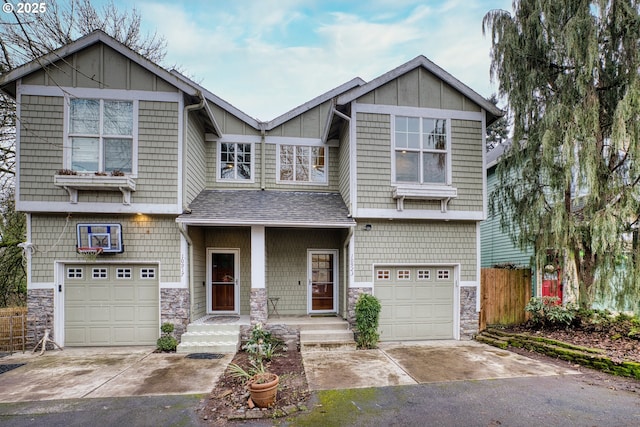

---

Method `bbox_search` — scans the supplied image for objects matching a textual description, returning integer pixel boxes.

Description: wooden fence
[479,268,531,331]
[0,306,27,353]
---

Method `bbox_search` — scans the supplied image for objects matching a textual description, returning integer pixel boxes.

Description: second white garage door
[64,264,159,346]
[375,266,455,341]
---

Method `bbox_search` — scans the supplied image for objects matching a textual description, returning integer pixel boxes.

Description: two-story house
[0,31,502,348]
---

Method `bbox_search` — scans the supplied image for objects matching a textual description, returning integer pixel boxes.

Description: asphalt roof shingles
[177,190,355,227]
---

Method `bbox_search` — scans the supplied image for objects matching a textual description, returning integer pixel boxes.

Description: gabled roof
[0,30,199,98]
[486,140,512,170]
[169,69,262,130]
[336,55,504,125]
[266,78,365,131]
[177,190,356,228]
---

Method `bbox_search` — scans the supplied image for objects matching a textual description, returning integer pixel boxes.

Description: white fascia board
[355,208,484,221]
[28,282,55,290]
[266,136,338,147]
[19,84,182,102]
[459,281,479,287]
[160,282,186,289]
[353,103,484,122]
[17,201,182,214]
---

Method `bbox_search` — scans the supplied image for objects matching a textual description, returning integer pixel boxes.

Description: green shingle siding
[30,214,182,283]
[354,220,477,282]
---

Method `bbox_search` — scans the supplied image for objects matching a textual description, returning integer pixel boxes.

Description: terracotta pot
[248,373,279,408]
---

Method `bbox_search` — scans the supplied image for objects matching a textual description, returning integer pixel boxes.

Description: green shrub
[156,335,177,352]
[156,322,177,352]
[525,297,575,327]
[355,293,381,349]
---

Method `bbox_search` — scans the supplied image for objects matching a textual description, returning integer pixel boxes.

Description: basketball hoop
[77,247,103,261]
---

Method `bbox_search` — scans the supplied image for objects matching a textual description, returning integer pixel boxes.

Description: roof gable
[0,30,198,97]
[337,55,503,125]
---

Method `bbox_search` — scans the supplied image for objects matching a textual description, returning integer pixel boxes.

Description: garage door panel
[113,286,135,301]
[138,285,158,302]
[65,264,159,346]
[376,265,455,341]
[88,306,111,322]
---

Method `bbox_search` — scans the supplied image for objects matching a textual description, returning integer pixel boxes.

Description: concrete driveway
[0,347,232,403]
[0,340,580,403]
[302,340,580,390]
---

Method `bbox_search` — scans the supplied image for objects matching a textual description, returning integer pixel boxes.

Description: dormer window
[218,142,252,181]
[277,144,327,184]
[67,98,136,174]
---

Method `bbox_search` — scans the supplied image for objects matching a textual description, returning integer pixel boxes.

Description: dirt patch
[197,346,310,425]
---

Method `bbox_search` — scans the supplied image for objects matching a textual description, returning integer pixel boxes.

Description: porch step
[298,319,356,352]
[177,323,240,354]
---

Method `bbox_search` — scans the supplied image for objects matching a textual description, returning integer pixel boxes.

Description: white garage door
[375,266,455,340]
[64,264,159,346]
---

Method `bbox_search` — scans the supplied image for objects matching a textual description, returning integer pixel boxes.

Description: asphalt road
[1,374,639,426]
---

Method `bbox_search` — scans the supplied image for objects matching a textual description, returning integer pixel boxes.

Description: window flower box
[54,174,136,205]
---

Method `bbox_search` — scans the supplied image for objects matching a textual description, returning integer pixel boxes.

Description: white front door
[308,250,338,313]
[207,248,240,314]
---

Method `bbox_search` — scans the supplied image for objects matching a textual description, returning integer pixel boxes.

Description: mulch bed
[197,346,310,425]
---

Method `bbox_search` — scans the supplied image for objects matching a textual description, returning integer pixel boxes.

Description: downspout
[180,91,205,322]
[259,123,267,190]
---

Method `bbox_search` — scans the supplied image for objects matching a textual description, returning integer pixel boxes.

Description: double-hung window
[68,98,134,173]
[278,144,327,184]
[394,116,448,184]
[219,142,252,181]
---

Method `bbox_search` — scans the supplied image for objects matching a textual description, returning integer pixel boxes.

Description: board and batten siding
[353,220,477,283]
[29,214,182,284]
[208,103,260,136]
[189,227,207,320]
[22,43,178,93]
[355,68,482,113]
[355,113,484,212]
[268,101,331,139]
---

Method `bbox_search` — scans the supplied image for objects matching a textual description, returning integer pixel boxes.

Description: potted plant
[228,323,284,408]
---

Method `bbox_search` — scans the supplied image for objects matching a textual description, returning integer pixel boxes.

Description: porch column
[250,225,267,325]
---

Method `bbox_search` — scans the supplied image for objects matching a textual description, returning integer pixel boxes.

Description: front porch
[176,314,356,354]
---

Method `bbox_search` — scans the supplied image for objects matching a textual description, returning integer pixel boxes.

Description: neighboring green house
[481,143,539,294]
[0,31,502,348]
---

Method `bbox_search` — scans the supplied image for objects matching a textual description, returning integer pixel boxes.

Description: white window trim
[63,95,139,177]
[390,115,453,186]
[276,142,329,186]
[216,141,256,183]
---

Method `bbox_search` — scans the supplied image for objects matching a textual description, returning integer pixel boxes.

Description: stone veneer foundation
[27,289,54,347]
[250,288,268,325]
[161,288,190,341]
[347,287,373,330]
[460,286,479,339]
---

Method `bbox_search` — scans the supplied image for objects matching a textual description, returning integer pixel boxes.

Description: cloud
[133,0,510,120]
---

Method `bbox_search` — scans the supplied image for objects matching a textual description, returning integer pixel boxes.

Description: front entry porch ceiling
[177,190,356,227]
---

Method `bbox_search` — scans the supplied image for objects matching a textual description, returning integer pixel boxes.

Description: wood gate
[479,268,531,331]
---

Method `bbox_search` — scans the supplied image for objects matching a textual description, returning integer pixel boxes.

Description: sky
[108,0,513,121]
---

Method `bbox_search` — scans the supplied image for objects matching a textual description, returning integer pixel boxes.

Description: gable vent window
[140,268,156,279]
[92,268,108,279]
